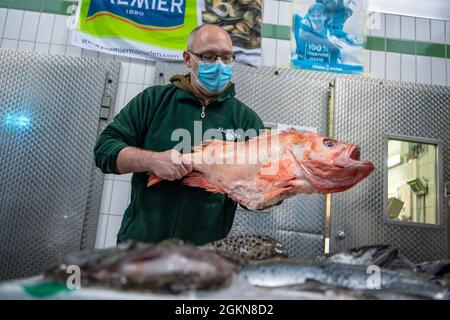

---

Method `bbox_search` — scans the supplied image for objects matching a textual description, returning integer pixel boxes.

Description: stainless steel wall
[330,78,450,262]
[0,49,119,280]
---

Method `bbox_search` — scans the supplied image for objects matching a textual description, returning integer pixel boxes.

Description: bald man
[94,25,264,245]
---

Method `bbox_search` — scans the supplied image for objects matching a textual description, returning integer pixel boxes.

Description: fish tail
[147,173,162,187]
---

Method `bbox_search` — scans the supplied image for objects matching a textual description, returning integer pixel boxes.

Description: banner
[201,0,262,67]
[71,0,203,61]
[291,0,365,74]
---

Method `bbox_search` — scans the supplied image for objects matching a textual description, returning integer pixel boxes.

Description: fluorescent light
[388,154,401,168]
[3,113,32,131]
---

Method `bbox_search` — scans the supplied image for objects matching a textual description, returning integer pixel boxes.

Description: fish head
[328,245,398,267]
[295,132,375,193]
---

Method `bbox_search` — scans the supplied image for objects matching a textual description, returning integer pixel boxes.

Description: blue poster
[291,0,365,74]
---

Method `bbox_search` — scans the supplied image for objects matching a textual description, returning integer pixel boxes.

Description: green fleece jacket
[94,74,264,245]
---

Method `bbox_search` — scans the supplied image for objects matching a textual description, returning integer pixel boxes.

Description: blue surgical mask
[192,57,233,94]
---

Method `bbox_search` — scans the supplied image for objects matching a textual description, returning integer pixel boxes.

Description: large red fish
[147,129,374,211]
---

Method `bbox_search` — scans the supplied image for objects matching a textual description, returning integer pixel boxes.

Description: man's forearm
[116,147,154,174]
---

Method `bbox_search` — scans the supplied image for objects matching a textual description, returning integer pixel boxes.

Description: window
[387,138,438,225]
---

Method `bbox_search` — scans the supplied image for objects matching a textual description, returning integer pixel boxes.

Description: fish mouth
[349,146,361,161]
[343,145,375,173]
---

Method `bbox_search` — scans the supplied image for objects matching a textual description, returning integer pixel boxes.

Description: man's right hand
[116,147,193,180]
[147,149,193,181]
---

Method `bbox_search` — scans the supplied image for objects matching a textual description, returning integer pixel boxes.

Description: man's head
[183,24,234,97]
[308,3,327,32]
[320,0,340,11]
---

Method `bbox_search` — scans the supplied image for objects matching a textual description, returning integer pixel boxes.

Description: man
[94,24,264,245]
[293,3,340,64]
[317,0,353,32]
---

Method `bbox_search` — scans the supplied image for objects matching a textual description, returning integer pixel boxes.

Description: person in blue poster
[291,0,364,74]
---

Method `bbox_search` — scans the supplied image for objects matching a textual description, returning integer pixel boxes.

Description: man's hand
[116,147,193,181]
[147,149,193,181]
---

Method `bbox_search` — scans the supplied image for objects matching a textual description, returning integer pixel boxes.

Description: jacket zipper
[200,100,216,119]
[201,105,206,119]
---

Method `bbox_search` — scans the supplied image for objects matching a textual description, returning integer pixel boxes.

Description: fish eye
[323,139,336,148]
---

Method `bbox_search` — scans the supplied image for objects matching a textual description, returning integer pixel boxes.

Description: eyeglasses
[188,50,235,64]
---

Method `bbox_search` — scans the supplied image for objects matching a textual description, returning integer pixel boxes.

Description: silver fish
[311,245,398,267]
[240,260,450,300]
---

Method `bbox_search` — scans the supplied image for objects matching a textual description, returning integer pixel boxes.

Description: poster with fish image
[71,0,203,61]
[291,0,366,74]
[202,0,262,67]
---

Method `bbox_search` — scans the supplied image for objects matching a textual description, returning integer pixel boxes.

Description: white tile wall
[49,44,66,56]
[386,52,401,81]
[109,181,131,216]
[400,16,415,40]
[430,20,445,43]
[1,38,17,49]
[3,9,23,40]
[99,179,113,214]
[448,60,450,86]
[431,57,447,86]
[362,49,370,73]
[262,0,279,25]
[261,38,277,66]
[65,45,82,56]
[1,8,449,249]
[446,21,450,44]
[416,18,430,42]
[275,39,291,67]
[36,13,55,43]
[416,55,432,84]
[17,40,34,52]
[104,215,123,248]
[51,15,69,45]
[19,11,39,42]
[34,42,49,53]
[278,1,292,26]
[386,14,400,39]
[401,54,416,82]
[369,12,385,37]
[0,8,7,40]
[144,60,156,84]
[128,59,146,84]
[370,50,386,79]
[95,214,109,249]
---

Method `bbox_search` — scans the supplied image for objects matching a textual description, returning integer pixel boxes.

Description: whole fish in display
[310,245,398,267]
[202,234,288,262]
[386,253,418,271]
[268,280,429,300]
[240,260,450,300]
[415,259,450,277]
[148,129,375,211]
[46,240,237,294]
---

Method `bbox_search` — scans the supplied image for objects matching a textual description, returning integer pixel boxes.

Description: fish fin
[147,173,162,187]
[182,172,221,193]
[258,159,296,181]
[264,186,292,201]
